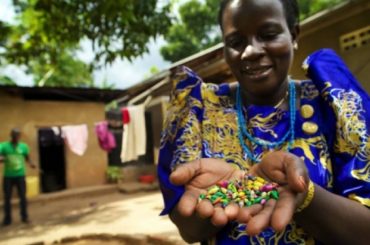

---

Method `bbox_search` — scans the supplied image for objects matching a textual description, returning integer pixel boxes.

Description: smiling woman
[221,0,296,106]
[157,0,370,244]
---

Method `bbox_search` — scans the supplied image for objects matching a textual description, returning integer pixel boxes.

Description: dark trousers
[2,176,28,224]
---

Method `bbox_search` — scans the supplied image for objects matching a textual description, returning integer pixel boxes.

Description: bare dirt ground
[0,191,187,245]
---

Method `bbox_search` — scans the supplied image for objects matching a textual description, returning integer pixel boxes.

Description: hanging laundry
[39,128,58,147]
[51,126,61,136]
[40,127,64,147]
[106,109,122,129]
[95,121,116,152]
[120,104,146,162]
[108,130,123,165]
[61,124,88,156]
[121,107,130,124]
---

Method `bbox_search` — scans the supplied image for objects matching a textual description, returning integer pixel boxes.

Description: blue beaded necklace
[236,80,296,163]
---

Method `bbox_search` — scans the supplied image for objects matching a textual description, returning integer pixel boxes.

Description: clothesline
[35,94,170,164]
[35,97,153,129]
[35,102,149,163]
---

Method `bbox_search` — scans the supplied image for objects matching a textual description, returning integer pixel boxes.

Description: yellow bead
[253,183,263,188]
[300,104,314,119]
[208,186,219,195]
[302,121,318,135]
[256,177,265,183]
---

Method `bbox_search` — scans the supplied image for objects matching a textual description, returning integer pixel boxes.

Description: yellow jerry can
[26,176,40,198]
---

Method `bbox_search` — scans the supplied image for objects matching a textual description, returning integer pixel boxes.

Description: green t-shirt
[0,141,29,177]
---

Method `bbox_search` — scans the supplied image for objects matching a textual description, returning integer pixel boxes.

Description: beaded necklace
[236,81,296,163]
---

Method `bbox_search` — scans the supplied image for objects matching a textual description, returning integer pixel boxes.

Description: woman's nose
[241,42,264,60]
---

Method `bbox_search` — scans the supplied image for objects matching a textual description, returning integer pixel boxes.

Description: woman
[158,0,370,244]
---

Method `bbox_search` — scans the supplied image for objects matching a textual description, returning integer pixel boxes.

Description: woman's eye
[260,32,278,40]
[227,38,244,49]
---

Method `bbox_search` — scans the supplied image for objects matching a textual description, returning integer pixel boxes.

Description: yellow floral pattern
[159,65,370,244]
[322,83,370,183]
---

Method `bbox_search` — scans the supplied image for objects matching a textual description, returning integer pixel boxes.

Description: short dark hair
[11,128,21,135]
[218,0,299,32]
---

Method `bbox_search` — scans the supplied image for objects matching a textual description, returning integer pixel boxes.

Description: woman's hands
[239,151,310,235]
[169,151,310,236]
[170,158,244,226]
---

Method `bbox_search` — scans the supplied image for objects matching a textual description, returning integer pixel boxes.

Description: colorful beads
[199,175,279,208]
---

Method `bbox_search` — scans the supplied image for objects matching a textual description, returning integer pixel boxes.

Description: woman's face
[222,0,297,100]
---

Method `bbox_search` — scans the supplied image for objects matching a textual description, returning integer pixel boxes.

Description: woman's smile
[221,0,298,103]
[241,65,273,81]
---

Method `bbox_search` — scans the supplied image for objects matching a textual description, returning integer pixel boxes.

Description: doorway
[38,128,66,193]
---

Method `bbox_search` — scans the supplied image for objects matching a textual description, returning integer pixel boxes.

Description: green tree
[143,65,161,79]
[32,51,93,87]
[0,75,16,86]
[160,0,347,63]
[0,0,171,66]
[160,0,220,63]
[0,0,172,88]
[299,0,346,20]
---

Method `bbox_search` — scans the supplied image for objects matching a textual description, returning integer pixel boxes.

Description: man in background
[0,128,35,226]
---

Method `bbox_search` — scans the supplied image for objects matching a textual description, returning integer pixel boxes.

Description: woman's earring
[293,41,298,50]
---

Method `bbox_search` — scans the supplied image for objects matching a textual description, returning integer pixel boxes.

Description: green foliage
[160,0,221,63]
[299,0,347,20]
[0,75,16,86]
[143,65,161,79]
[149,66,160,75]
[0,0,172,88]
[0,0,172,66]
[32,51,93,87]
[106,166,123,183]
[160,0,347,63]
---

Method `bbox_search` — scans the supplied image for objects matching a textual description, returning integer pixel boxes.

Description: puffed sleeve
[158,66,204,215]
[304,49,370,207]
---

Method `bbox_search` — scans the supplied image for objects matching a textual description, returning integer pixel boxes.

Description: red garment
[121,107,130,124]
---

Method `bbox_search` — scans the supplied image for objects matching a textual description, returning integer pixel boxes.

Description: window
[340,25,370,51]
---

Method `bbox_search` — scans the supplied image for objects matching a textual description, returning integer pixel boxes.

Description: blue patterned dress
[157,49,370,244]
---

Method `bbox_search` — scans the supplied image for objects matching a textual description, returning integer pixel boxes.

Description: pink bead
[218,180,228,188]
[261,184,274,192]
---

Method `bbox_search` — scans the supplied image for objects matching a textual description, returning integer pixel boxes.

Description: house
[2,0,367,196]
[117,0,370,103]
[113,0,370,179]
[0,85,125,199]
[292,0,370,91]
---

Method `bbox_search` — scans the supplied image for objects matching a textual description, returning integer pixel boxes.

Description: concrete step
[0,181,159,209]
[117,181,159,194]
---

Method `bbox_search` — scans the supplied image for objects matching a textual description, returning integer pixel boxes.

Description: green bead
[270,190,279,199]
[213,192,222,197]
[253,197,262,204]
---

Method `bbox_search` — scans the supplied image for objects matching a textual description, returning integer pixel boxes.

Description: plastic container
[138,174,155,184]
[26,176,40,198]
